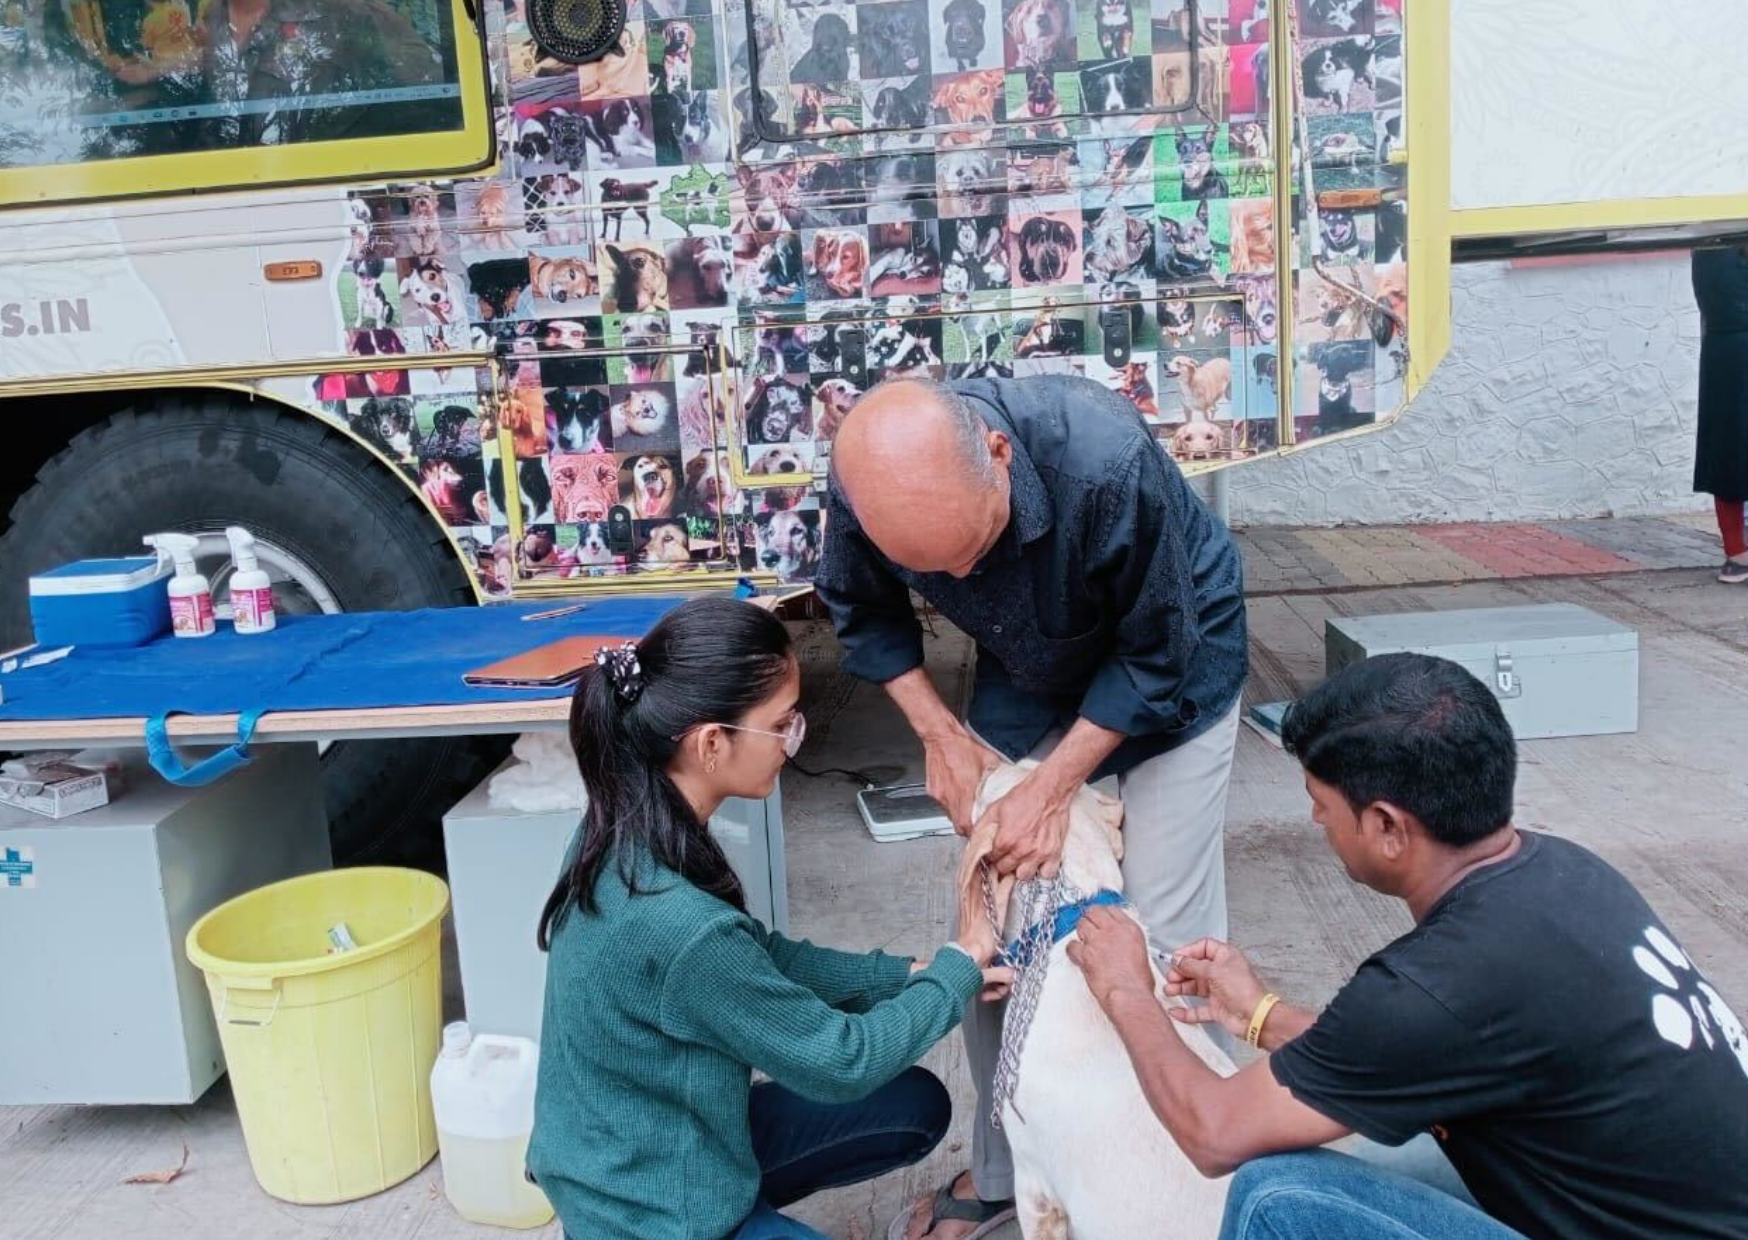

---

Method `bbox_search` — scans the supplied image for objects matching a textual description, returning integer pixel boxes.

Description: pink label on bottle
[170,593,214,636]
[233,587,274,631]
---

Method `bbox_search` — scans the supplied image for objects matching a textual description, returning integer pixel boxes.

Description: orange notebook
[463,635,638,689]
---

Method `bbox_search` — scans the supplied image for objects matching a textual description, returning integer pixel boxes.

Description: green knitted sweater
[528,846,983,1240]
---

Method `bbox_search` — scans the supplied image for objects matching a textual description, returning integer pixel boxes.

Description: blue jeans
[1219,1149,1529,1240]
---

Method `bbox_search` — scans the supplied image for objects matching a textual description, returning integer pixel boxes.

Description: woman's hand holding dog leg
[952,863,1014,971]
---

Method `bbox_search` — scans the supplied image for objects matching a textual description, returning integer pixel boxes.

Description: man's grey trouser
[960,700,1242,1201]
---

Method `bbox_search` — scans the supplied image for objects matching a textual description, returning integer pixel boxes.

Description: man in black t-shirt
[1069,652,1748,1240]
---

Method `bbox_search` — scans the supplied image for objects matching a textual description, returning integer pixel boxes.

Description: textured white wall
[1225,255,1704,527]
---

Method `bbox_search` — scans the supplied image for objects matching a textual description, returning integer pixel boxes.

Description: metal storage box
[0,746,332,1105]
[443,766,788,1042]
[1324,604,1638,739]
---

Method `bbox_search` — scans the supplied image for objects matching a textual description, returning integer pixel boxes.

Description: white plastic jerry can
[430,1021,556,1229]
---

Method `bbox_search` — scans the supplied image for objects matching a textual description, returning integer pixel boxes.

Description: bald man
[816,374,1248,1239]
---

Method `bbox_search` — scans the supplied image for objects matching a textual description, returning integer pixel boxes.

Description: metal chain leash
[980,861,1080,1130]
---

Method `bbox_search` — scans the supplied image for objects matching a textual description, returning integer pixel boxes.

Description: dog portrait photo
[1300,36,1382,114]
[683,449,743,518]
[609,383,681,453]
[1228,197,1275,274]
[600,242,671,313]
[936,0,1000,71]
[419,399,484,459]
[868,221,943,297]
[1298,265,1376,344]
[807,228,870,300]
[746,375,814,445]
[528,250,601,317]
[547,386,613,455]
[863,76,932,146]
[859,0,931,79]
[578,96,658,170]
[1303,337,1376,435]
[550,453,624,523]
[1011,209,1083,287]
[941,214,1012,293]
[735,162,800,236]
[937,148,1006,219]
[1007,67,1073,136]
[664,236,734,310]
[579,21,649,99]
[620,452,683,519]
[1004,0,1077,68]
[786,7,857,83]
[1303,0,1374,39]
[396,183,454,260]
[933,69,1006,134]
[1157,198,1228,287]
[1082,204,1155,284]
[735,231,805,306]
[635,518,692,566]
[753,508,822,582]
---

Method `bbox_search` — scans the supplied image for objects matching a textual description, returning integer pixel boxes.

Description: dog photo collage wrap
[314,0,1406,591]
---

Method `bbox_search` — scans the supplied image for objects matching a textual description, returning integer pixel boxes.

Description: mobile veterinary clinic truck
[0,0,1742,851]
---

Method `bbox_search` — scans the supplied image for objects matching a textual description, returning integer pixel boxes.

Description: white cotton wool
[486,732,587,813]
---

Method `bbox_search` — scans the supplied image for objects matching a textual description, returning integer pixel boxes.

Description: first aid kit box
[1325,604,1639,740]
[29,556,173,648]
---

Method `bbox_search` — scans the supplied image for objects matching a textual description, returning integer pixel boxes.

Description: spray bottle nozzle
[143,532,200,575]
[225,526,260,574]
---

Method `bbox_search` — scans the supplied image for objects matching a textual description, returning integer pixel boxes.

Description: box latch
[1494,649,1522,699]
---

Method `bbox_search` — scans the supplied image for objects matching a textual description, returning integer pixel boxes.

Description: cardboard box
[0,760,110,818]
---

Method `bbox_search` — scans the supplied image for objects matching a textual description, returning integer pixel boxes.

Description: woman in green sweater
[529,596,1009,1240]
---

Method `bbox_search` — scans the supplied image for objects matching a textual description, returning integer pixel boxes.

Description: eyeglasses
[717,712,808,758]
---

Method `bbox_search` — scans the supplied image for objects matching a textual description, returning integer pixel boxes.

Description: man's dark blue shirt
[816,375,1248,781]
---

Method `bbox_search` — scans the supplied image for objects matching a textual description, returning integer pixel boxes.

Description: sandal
[885,1181,1017,1240]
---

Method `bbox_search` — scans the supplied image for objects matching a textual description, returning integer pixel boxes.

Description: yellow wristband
[1246,992,1282,1048]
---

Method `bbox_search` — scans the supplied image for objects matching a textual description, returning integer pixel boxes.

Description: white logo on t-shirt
[1632,926,1748,1079]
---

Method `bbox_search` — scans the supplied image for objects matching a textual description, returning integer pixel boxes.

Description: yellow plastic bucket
[186,867,450,1204]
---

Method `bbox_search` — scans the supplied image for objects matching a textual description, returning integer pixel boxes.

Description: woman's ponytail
[538,597,792,949]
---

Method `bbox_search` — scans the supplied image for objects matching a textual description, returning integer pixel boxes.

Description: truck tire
[0,397,509,869]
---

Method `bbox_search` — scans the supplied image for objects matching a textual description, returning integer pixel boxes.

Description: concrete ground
[7,539,1748,1240]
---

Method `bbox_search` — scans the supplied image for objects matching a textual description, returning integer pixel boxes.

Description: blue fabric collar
[1003,888,1127,959]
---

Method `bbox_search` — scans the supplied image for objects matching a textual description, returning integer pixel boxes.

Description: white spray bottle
[225,526,276,635]
[143,533,214,638]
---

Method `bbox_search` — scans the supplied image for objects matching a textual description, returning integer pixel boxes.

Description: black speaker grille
[527,0,627,66]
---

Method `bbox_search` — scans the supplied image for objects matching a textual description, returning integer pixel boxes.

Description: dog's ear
[1195,198,1209,224]
[1085,785,1126,861]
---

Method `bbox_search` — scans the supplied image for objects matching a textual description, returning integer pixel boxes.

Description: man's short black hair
[1282,652,1516,847]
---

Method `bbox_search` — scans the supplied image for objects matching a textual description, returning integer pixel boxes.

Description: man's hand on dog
[1067,906,1156,1012]
[981,770,1073,882]
[923,724,1003,834]
[1163,937,1269,1040]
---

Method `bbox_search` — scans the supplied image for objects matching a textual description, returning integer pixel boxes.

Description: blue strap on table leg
[146,709,265,787]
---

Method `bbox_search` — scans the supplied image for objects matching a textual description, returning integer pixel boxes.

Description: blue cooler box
[29,557,174,648]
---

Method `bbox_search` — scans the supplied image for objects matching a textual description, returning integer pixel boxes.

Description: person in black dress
[1692,245,1748,583]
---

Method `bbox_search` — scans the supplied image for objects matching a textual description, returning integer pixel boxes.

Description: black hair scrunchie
[594,641,644,704]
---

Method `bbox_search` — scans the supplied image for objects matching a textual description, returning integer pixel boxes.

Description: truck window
[0,0,492,204]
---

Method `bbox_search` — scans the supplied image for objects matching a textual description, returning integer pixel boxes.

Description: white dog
[960,762,1233,1240]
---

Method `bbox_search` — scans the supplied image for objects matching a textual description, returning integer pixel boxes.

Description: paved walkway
[1235,511,1723,595]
